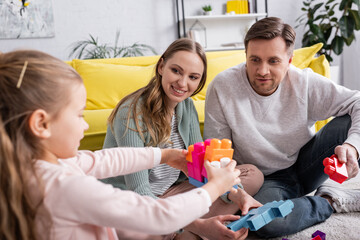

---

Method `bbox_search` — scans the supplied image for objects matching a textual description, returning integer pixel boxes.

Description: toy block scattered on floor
[312,230,326,240]
[186,138,234,187]
[227,200,294,231]
[323,154,348,183]
[311,236,322,240]
[280,230,326,240]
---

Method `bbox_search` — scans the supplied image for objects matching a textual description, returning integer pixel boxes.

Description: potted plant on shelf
[202,4,213,15]
[296,0,360,64]
[68,31,157,59]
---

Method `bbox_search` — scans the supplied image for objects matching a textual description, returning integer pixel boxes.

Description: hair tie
[17,61,28,88]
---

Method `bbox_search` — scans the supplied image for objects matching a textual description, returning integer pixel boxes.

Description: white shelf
[182,13,266,52]
[184,13,267,21]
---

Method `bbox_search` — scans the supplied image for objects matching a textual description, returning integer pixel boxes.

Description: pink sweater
[33,148,211,240]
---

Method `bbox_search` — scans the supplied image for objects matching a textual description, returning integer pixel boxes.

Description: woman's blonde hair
[0,50,82,240]
[108,38,207,146]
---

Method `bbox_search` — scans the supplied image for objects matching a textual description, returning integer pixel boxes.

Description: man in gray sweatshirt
[204,17,360,238]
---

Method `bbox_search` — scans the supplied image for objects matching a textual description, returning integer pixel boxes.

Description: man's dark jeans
[253,115,359,238]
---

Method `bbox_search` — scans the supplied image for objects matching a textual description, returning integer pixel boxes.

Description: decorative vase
[204,11,212,15]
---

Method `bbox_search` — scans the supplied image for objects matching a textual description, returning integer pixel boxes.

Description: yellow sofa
[66,43,330,151]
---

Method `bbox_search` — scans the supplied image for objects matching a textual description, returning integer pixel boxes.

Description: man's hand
[228,188,262,215]
[186,215,248,240]
[334,143,359,179]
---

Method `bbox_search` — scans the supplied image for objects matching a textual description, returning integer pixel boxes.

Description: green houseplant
[202,4,213,15]
[296,0,360,63]
[68,31,157,59]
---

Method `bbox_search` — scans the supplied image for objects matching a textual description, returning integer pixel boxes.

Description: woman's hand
[160,149,188,175]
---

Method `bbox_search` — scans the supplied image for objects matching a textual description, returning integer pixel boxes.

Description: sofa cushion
[309,54,330,78]
[292,43,323,69]
[80,109,113,150]
[73,59,155,110]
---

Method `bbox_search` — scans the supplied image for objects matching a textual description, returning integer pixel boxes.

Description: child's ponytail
[0,116,38,240]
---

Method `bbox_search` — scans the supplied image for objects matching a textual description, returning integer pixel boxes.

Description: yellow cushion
[192,52,246,101]
[193,100,205,135]
[73,60,155,110]
[292,43,323,69]
[308,54,330,78]
[205,50,243,59]
[81,55,159,66]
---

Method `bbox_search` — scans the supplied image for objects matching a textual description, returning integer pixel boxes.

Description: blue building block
[189,177,205,188]
[227,200,294,231]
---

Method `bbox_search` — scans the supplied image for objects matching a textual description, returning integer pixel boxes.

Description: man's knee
[236,164,264,196]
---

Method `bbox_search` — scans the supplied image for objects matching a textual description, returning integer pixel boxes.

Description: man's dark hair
[244,17,296,55]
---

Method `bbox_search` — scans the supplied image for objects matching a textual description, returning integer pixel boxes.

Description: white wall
[342,32,360,89]
[0,0,358,89]
[0,0,178,60]
[0,0,305,60]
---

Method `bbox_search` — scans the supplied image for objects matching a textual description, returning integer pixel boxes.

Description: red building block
[323,154,348,184]
[311,236,322,240]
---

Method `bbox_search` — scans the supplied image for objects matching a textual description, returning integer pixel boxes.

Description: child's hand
[202,160,240,202]
[160,149,188,175]
[228,188,262,215]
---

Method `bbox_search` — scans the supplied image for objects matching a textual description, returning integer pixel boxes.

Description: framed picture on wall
[0,0,55,39]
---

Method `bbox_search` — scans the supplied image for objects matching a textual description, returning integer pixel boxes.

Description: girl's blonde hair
[0,50,82,240]
[108,38,207,146]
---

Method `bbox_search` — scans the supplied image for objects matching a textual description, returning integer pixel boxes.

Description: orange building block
[204,138,234,162]
[186,144,194,162]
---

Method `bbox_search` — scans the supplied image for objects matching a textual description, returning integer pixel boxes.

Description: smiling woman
[159,50,204,110]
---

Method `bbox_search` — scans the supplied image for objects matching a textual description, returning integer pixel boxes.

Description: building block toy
[312,230,326,240]
[226,200,294,231]
[311,236,322,240]
[323,154,348,183]
[186,138,234,188]
[188,176,205,188]
[204,138,234,162]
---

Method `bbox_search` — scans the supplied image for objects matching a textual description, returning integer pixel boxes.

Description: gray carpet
[247,174,360,240]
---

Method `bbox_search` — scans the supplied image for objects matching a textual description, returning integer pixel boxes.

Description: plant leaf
[349,9,360,30]
[339,0,347,10]
[339,15,355,38]
[331,36,344,55]
[344,33,355,45]
[311,3,324,15]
